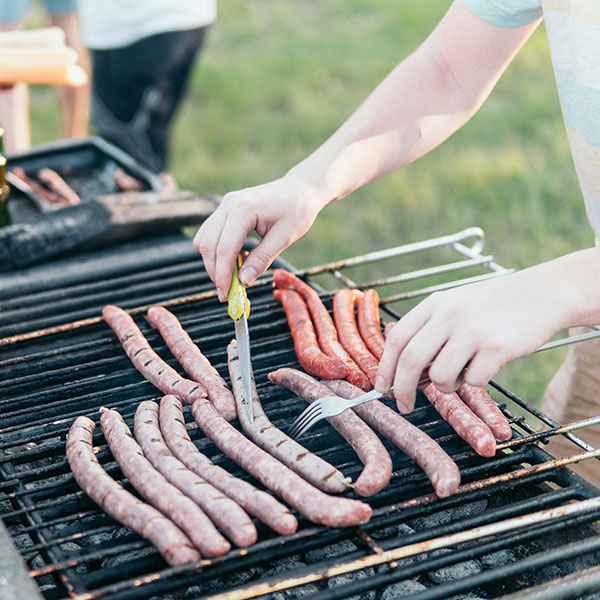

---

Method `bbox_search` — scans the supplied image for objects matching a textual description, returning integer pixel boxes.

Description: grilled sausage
[134,400,256,547]
[333,289,379,386]
[421,383,497,457]
[66,416,200,566]
[273,288,347,379]
[227,341,351,493]
[37,167,80,205]
[146,306,237,420]
[457,383,512,442]
[114,167,143,192]
[268,368,392,497]
[102,305,208,405]
[357,289,385,360]
[100,407,230,557]
[190,397,372,527]
[322,379,461,497]
[159,395,297,535]
[273,269,370,391]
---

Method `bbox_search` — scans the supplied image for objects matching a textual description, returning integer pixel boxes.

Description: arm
[376,247,600,412]
[194,0,540,298]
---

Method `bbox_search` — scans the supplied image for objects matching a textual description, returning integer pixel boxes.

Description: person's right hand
[193,174,325,301]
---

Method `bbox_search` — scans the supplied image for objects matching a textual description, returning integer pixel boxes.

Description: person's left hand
[374,264,573,413]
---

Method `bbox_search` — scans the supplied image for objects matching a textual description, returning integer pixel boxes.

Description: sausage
[66,416,200,566]
[102,305,208,405]
[273,289,347,379]
[268,368,392,497]
[146,306,237,420]
[190,397,372,527]
[273,270,370,391]
[11,167,66,205]
[322,379,461,498]
[159,395,297,535]
[357,289,385,359]
[37,167,80,205]
[420,383,497,458]
[114,167,143,191]
[99,407,230,557]
[134,400,256,547]
[333,289,379,386]
[457,383,512,442]
[227,341,351,493]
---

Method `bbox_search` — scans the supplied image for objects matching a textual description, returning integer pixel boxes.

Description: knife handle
[227,253,251,320]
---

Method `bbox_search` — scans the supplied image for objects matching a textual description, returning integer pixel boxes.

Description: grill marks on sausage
[322,379,461,498]
[227,341,351,493]
[99,407,231,557]
[190,396,372,527]
[134,400,256,547]
[456,383,512,442]
[159,395,297,535]
[421,383,497,458]
[333,289,379,386]
[102,305,208,405]
[147,306,237,420]
[268,368,392,497]
[357,289,385,360]
[66,416,200,566]
[273,289,347,379]
[273,270,370,391]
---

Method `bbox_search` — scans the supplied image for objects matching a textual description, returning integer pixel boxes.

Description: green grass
[27,1,592,417]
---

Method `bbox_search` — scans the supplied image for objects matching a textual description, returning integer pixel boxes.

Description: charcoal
[479,549,515,569]
[203,568,257,593]
[428,553,482,584]
[370,522,415,541]
[450,499,488,520]
[264,584,320,600]
[381,579,427,598]
[262,558,305,578]
[185,586,203,599]
[82,531,112,546]
[408,510,452,531]
[327,567,376,600]
[305,540,357,563]
[101,547,154,569]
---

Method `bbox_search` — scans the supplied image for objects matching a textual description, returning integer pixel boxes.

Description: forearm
[285,0,540,207]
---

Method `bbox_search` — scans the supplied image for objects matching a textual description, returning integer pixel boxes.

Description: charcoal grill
[2,227,600,600]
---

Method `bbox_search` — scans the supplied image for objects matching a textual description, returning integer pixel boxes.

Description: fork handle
[348,389,388,409]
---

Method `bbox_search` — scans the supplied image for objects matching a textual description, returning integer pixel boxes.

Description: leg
[541,327,600,486]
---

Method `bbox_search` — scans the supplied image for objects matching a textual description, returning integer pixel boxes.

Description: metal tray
[6,136,164,219]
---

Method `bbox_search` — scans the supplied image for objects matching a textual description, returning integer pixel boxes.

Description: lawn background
[27,1,593,418]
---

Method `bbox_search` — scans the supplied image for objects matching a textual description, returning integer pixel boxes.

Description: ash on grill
[2,228,600,600]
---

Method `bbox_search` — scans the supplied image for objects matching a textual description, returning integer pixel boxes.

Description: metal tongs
[228,253,254,423]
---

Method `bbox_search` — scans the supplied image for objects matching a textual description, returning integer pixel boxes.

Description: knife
[228,253,254,423]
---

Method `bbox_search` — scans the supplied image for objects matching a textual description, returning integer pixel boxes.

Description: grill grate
[1,230,600,600]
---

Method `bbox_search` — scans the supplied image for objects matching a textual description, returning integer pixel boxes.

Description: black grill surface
[1,234,600,600]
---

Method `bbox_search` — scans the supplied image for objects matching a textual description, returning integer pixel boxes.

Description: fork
[288,372,431,439]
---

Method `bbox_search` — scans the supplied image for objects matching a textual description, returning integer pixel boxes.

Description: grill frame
[1,229,600,600]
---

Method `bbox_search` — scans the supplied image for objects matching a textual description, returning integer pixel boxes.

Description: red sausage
[100,407,231,557]
[134,400,256,547]
[66,416,200,566]
[273,289,347,379]
[102,305,208,405]
[322,379,461,498]
[228,341,351,493]
[190,397,372,527]
[421,383,497,458]
[273,270,370,391]
[333,289,379,386]
[146,306,237,420]
[159,395,297,535]
[268,368,392,497]
[357,289,385,360]
[457,383,512,442]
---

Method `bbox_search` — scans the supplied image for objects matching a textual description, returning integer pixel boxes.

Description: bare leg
[0,22,31,152]
[50,12,91,139]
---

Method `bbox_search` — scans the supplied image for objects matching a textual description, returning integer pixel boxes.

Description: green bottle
[0,127,9,227]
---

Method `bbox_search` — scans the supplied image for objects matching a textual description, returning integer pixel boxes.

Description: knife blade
[228,254,254,423]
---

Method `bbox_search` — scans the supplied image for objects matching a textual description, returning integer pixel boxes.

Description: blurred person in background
[193,1,600,484]
[77,0,216,175]
[0,0,90,153]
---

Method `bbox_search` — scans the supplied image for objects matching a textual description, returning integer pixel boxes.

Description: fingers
[427,337,474,393]
[193,210,227,292]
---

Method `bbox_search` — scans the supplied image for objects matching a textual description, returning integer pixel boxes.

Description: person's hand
[375,264,575,413]
[193,175,325,301]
